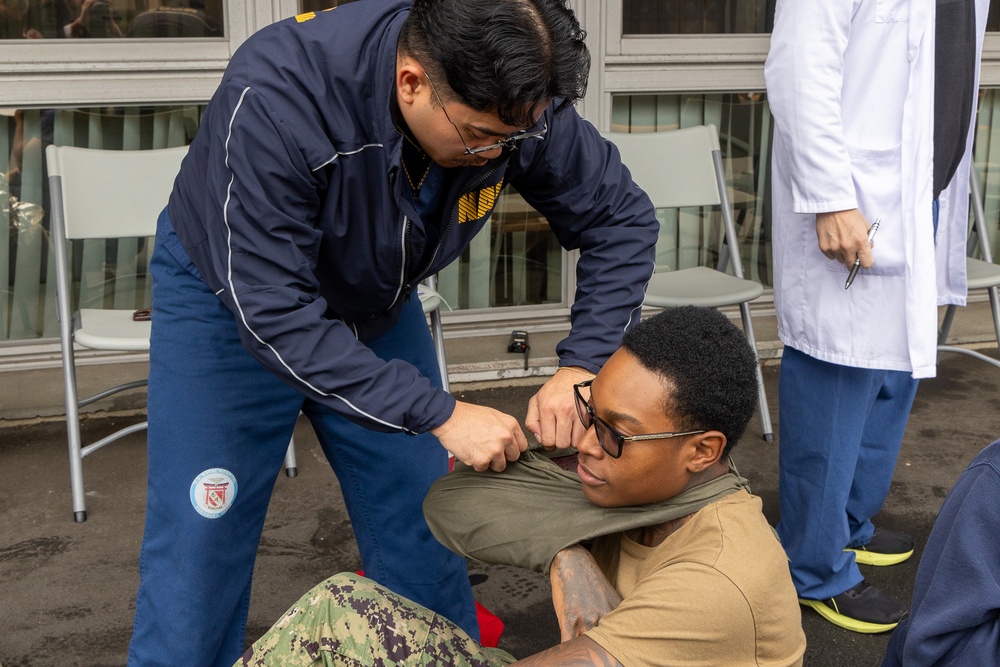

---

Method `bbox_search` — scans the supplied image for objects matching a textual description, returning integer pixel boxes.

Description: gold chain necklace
[402,156,433,194]
[401,134,433,194]
[397,124,434,195]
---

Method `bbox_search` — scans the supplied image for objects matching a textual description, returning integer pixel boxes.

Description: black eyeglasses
[423,71,548,155]
[573,380,706,459]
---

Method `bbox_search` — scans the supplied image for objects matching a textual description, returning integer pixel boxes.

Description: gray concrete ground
[2,303,1000,666]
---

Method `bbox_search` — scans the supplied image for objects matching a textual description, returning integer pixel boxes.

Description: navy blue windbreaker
[166,0,657,435]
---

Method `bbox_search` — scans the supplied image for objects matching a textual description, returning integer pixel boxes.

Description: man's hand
[549,545,622,642]
[525,367,593,450]
[431,401,527,472]
[815,208,875,270]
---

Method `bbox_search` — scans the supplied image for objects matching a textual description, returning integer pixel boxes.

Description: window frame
[589,0,1000,129]
[0,0,300,108]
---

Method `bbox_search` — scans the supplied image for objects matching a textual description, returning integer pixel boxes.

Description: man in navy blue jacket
[881,439,1000,666]
[127,1,658,665]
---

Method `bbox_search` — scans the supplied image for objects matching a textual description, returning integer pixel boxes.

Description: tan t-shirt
[585,490,806,667]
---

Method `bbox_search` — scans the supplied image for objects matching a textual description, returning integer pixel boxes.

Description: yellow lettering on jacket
[458,182,503,224]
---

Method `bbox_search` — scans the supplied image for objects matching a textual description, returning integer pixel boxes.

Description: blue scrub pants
[776,346,919,600]
[127,217,478,666]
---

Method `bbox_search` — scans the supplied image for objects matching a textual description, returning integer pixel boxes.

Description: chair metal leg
[936,291,1000,370]
[64,375,89,523]
[938,304,957,345]
[738,302,774,441]
[989,285,1000,356]
[422,275,451,394]
[284,437,298,478]
[430,306,450,393]
[53,191,89,522]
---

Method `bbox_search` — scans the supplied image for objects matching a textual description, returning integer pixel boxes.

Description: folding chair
[47,145,296,522]
[601,124,774,441]
[937,167,1000,370]
[418,275,451,392]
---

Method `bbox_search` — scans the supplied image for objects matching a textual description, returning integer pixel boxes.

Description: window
[611,92,773,287]
[0,105,199,341]
[622,0,775,35]
[2,1,225,40]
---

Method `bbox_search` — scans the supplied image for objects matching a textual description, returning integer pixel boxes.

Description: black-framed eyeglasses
[423,70,548,155]
[573,380,706,459]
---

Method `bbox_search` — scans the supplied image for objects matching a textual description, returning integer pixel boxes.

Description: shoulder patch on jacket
[458,181,503,224]
[295,7,335,22]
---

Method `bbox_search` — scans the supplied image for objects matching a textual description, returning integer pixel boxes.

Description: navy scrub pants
[127,214,477,667]
[776,346,919,600]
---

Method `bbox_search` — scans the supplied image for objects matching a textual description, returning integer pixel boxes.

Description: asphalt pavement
[2,350,1000,666]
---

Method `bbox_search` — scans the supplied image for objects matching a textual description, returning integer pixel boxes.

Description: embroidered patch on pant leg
[190,468,238,518]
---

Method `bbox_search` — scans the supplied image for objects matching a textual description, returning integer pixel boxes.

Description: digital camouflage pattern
[237,573,517,667]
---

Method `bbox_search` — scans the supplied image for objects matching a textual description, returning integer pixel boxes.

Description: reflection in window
[1,1,224,40]
[437,187,562,312]
[623,0,775,34]
[611,93,773,287]
[0,106,199,341]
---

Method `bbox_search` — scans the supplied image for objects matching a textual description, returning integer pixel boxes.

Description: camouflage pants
[237,573,517,667]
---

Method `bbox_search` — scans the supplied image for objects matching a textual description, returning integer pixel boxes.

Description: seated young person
[881,438,1000,666]
[238,307,806,666]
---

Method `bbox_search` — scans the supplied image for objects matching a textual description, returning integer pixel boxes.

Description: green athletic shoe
[799,580,908,634]
[846,529,914,566]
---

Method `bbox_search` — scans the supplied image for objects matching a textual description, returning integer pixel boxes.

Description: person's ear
[686,431,727,473]
[396,59,424,106]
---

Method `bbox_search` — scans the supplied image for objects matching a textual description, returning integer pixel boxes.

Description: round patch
[190,468,238,519]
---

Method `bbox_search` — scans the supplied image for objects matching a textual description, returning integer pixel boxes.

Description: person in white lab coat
[765,0,987,634]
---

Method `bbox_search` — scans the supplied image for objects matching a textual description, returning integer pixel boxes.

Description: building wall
[2,0,1000,349]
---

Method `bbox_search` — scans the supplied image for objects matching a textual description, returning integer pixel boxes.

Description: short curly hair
[621,306,758,455]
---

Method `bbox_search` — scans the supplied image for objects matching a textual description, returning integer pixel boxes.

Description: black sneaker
[799,581,908,633]
[846,529,914,566]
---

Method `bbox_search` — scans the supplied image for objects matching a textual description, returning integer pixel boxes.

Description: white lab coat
[765,0,987,378]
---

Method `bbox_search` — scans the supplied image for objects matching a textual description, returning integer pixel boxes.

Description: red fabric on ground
[355,570,505,647]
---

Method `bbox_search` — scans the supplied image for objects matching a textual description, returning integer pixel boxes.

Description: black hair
[621,306,759,456]
[397,0,590,127]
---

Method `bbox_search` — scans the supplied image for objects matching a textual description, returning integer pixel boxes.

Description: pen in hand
[844,218,880,290]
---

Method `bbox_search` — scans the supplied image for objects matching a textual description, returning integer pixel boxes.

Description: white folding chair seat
[645,266,764,307]
[937,167,1000,370]
[602,124,773,441]
[47,144,296,522]
[74,309,152,350]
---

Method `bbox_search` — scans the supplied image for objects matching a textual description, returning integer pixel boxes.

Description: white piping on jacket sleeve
[221,86,411,433]
[312,143,383,172]
[626,267,654,332]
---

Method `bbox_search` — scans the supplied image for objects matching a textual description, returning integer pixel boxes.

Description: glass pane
[0,105,200,341]
[623,0,775,35]
[972,89,1000,261]
[610,92,774,286]
[2,1,225,40]
[435,188,563,312]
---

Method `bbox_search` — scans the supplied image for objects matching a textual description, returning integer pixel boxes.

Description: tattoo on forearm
[551,547,622,639]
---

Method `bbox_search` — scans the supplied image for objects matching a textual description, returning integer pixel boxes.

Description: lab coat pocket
[874,0,909,23]
[840,143,905,277]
